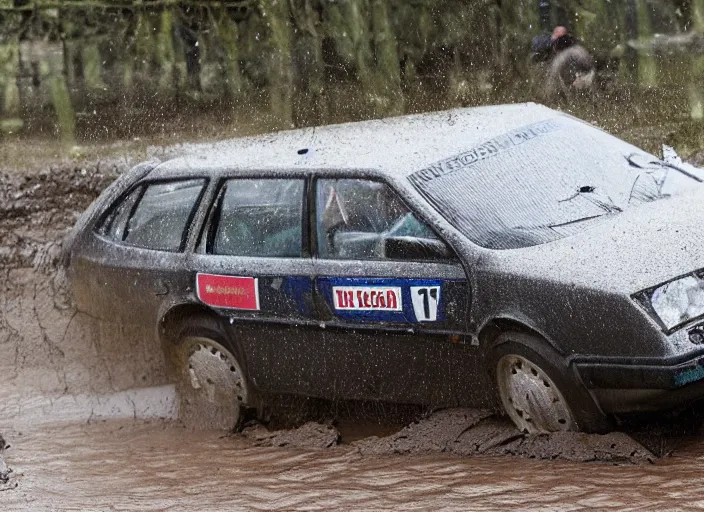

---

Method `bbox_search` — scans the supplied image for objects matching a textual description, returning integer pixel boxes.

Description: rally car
[63,103,704,434]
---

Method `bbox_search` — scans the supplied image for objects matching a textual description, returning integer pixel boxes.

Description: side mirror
[661,144,704,183]
[662,144,683,165]
[384,236,453,261]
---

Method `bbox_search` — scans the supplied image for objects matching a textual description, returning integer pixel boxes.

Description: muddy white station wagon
[64,103,704,434]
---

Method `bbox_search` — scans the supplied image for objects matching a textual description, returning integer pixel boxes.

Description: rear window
[99,179,206,252]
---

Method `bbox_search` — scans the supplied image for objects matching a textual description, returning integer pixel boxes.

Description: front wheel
[496,353,577,433]
[489,332,610,434]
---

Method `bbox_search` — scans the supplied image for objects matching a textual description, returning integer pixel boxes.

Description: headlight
[638,273,704,331]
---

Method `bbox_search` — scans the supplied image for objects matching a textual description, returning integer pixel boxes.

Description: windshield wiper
[626,153,704,183]
[558,186,623,214]
[510,213,611,234]
[548,214,609,229]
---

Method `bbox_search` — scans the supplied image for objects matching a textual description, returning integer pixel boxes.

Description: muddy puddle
[2,418,704,511]
[4,160,704,510]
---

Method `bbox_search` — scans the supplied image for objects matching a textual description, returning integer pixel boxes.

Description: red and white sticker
[333,286,402,311]
[196,274,260,310]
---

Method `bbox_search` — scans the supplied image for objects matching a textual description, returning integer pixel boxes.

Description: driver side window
[316,178,453,261]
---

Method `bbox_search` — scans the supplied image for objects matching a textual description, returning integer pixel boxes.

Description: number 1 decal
[410,286,441,322]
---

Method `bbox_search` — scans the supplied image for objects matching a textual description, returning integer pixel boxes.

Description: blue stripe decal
[281,276,314,316]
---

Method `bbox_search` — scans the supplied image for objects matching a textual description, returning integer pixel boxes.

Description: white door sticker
[410,286,440,322]
[332,286,403,311]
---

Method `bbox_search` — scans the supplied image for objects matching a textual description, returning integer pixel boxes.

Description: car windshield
[408,116,704,250]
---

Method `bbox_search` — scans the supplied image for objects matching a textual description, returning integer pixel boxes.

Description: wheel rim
[179,337,247,430]
[496,354,577,434]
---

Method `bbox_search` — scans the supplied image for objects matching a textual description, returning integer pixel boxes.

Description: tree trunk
[133,10,155,85]
[539,0,552,32]
[81,40,106,92]
[259,0,293,127]
[370,0,403,116]
[157,8,177,96]
[324,0,375,116]
[635,0,657,88]
[496,0,537,93]
[121,25,134,93]
[690,0,704,120]
[211,5,244,100]
[0,38,21,129]
[289,0,326,126]
[41,42,75,146]
[619,0,638,84]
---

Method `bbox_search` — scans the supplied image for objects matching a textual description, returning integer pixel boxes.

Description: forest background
[0,0,703,158]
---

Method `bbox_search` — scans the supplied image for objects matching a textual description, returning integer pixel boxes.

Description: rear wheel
[168,316,249,431]
[489,332,610,434]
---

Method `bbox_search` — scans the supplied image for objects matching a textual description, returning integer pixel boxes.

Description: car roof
[149,103,561,180]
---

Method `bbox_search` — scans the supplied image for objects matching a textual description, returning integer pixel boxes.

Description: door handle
[155,281,169,296]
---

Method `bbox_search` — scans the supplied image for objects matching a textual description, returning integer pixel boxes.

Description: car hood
[484,187,704,294]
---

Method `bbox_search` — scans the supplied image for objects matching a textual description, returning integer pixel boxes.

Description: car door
[71,177,208,328]
[312,177,484,407]
[190,176,321,396]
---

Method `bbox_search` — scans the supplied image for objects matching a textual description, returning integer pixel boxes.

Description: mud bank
[244,421,342,450]
[0,163,174,426]
[353,410,656,463]
[244,409,655,464]
[0,162,126,269]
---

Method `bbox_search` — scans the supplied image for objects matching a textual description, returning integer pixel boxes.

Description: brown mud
[3,156,704,509]
[246,409,656,464]
[0,162,176,417]
[0,434,13,492]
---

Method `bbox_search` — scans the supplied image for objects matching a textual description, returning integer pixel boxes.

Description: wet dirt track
[1,419,704,511]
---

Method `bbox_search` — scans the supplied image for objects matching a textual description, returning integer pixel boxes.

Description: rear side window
[210,179,305,257]
[100,187,142,242]
[125,180,205,251]
[99,179,206,252]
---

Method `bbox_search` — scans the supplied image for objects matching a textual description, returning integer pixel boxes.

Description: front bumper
[575,351,704,414]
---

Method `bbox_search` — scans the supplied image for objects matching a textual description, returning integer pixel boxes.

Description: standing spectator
[532,26,596,97]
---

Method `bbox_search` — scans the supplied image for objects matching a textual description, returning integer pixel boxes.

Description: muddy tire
[168,315,249,431]
[488,332,610,434]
